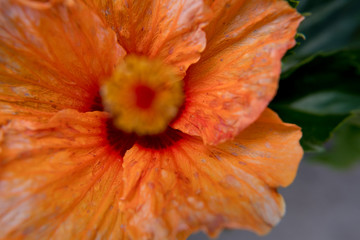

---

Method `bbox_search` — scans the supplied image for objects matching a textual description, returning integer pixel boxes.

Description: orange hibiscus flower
[0,0,303,239]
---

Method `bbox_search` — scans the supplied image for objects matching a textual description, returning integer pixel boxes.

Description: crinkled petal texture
[122,109,302,239]
[0,110,130,240]
[0,109,302,240]
[86,0,210,75]
[0,0,124,122]
[172,0,304,145]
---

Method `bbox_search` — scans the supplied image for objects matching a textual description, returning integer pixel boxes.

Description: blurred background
[190,0,360,239]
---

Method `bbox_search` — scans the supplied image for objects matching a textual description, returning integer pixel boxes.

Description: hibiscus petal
[0,110,131,239]
[172,0,303,144]
[0,0,125,120]
[121,108,302,239]
[86,0,210,75]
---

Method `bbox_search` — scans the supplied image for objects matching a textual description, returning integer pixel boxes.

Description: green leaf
[271,49,360,152]
[309,111,360,168]
[298,0,360,52]
[283,0,360,70]
[286,0,299,8]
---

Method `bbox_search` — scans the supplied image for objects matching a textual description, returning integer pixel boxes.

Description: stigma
[101,55,184,136]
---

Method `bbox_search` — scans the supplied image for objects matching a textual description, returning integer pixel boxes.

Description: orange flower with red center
[0,0,303,239]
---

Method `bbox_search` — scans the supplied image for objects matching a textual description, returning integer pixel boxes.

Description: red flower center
[100,55,184,135]
[134,85,156,109]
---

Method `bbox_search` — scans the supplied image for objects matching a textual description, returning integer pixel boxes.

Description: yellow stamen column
[101,55,184,135]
